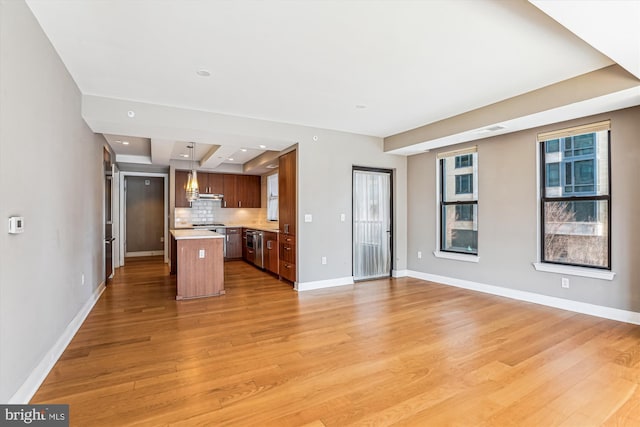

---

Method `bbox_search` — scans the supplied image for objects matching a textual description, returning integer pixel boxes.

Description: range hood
[199,193,224,200]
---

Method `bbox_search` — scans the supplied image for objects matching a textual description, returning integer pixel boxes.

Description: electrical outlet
[561,277,570,289]
[417,251,422,259]
[321,256,327,265]
[199,249,205,258]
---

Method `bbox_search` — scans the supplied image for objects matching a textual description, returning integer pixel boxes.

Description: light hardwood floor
[31,257,640,426]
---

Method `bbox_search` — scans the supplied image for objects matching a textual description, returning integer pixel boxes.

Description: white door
[353,168,392,280]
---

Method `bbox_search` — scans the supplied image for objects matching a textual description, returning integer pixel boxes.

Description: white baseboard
[126,251,164,257]
[296,276,355,292]
[392,269,409,278]
[9,281,106,404]
[406,270,640,326]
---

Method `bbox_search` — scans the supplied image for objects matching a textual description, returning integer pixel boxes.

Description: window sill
[433,251,479,263]
[532,262,615,281]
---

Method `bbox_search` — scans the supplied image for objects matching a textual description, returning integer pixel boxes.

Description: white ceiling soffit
[530,0,640,80]
[388,86,640,155]
[26,0,614,140]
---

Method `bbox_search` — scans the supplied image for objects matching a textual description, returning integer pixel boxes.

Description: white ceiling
[25,0,640,168]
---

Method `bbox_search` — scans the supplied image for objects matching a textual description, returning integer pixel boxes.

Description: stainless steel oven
[244,229,264,269]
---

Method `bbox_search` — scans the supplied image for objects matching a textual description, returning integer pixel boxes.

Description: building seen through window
[439,149,478,255]
[540,122,610,269]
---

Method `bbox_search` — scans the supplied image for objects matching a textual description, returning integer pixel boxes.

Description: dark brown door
[125,176,164,255]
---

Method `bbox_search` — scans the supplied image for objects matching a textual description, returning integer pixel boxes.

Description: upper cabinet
[278,149,296,283]
[237,175,261,208]
[278,150,296,236]
[222,174,260,208]
[200,172,224,195]
[174,171,261,208]
[174,170,190,208]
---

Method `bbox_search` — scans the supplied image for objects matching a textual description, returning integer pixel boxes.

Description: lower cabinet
[279,234,296,282]
[225,227,242,259]
[264,231,279,274]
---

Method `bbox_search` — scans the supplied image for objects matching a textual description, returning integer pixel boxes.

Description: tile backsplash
[175,199,276,228]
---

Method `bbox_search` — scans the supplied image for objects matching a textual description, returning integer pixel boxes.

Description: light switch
[199,249,205,258]
[340,213,346,222]
[304,214,312,223]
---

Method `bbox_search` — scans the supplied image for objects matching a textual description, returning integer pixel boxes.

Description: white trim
[532,262,615,280]
[433,251,479,263]
[119,172,169,266]
[296,276,355,291]
[405,270,640,325]
[392,269,408,278]
[8,282,106,404]
[126,250,165,257]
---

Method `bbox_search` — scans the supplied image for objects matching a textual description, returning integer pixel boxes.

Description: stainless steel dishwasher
[245,229,264,269]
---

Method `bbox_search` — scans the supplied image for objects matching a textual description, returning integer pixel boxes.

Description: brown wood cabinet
[237,175,261,208]
[264,231,279,274]
[175,236,225,300]
[175,172,260,208]
[174,170,191,208]
[200,172,224,195]
[225,227,242,259]
[223,174,261,208]
[278,150,296,282]
[222,175,238,208]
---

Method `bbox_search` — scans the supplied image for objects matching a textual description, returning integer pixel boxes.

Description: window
[455,154,473,168]
[455,174,473,194]
[267,173,278,221]
[439,148,478,255]
[539,121,610,269]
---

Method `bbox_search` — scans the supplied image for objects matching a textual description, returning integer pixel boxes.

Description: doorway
[352,167,393,281]
[124,176,165,257]
[104,148,114,283]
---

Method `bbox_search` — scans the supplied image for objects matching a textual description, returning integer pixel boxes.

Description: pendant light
[185,143,199,202]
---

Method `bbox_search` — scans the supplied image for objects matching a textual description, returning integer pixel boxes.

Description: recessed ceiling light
[127,110,135,118]
[121,141,130,145]
[228,158,234,161]
[241,148,247,152]
[259,145,267,149]
[180,154,189,158]
[196,69,211,77]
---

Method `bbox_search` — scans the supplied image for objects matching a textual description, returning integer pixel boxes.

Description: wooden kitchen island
[170,229,225,300]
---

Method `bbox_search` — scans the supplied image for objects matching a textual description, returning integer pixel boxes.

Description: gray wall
[407,106,640,312]
[297,133,407,283]
[0,0,105,402]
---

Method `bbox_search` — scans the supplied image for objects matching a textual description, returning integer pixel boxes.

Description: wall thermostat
[8,216,24,234]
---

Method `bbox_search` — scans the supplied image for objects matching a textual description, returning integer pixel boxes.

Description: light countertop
[175,225,280,233]
[170,229,225,240]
